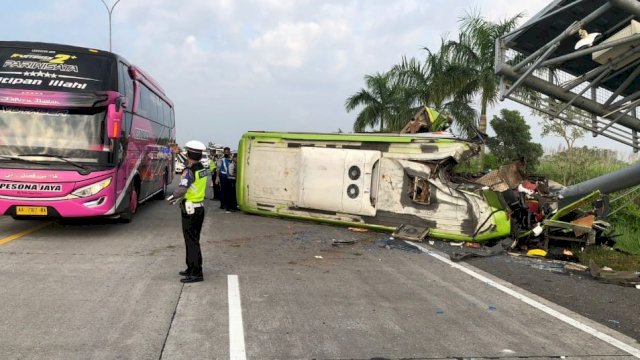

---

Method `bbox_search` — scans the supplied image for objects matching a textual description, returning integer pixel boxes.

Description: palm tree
[345,72,399,132]
[443,11,522,134]
[391,45,478,138]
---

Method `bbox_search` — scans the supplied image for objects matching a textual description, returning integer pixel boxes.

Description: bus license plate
[16,206,48,216]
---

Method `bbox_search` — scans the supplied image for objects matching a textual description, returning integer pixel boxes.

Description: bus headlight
[72,177,112,198]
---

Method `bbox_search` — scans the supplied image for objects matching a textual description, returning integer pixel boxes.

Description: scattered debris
[526,249,547,257]
[564,263,589,272]
[449,238,512,261]
[487,305,497,313]
[348,227,368,233]
[314,255,323,259]
[589,260,640,287]
[457,159,619,255]
[374,238,422,254]
[392,224,429,241]
[332,239,355,246]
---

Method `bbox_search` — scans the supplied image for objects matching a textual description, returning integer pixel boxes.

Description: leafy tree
[345,72,398,132]
[540,112,587,184]
[443,11,522,134]
[486,109,543,168]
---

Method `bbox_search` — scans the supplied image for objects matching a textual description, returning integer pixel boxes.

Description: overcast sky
[1,0,632,155]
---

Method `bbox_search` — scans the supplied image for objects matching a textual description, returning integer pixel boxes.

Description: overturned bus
[236,131,510,242]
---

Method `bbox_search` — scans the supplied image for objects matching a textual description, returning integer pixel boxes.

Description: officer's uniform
[179,162,207,279]
[209,157,219,200]
[218,156,233,210]
[169,140,208,283]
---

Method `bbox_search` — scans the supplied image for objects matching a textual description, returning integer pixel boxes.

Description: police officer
[215,147,232,210]
[167,140,208,283]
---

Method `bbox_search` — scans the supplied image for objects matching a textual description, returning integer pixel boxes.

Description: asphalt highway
[0,179,638,359]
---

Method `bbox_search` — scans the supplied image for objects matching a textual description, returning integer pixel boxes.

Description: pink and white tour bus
[0,41,176,222]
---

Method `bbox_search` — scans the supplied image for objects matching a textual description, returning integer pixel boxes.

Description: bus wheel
[121,185,139,223]
[154,171,168,200]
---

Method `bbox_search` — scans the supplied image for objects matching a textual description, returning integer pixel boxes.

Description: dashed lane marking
[228,274,247,360]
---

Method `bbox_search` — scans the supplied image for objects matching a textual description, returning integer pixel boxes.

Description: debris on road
[589,260,640,287]
[348,227,369,233]
[332,239,356,246]
[374,237,421,253]
[449,238,511,261]
[564,263,589,272]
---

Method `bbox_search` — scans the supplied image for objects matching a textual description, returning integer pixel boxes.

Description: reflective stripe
[220,158,230,175]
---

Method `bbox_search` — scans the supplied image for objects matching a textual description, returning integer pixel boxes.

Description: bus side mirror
[107,102,123,139]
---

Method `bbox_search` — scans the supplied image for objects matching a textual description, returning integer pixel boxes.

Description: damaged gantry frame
[495,0,640,151]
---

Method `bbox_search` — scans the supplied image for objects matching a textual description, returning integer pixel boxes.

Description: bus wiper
[0,155,47,165]
[18,154,91,175]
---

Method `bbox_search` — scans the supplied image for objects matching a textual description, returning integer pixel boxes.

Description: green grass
[575,217,640,271]
[577,247,640,271]
[611,219,640,256]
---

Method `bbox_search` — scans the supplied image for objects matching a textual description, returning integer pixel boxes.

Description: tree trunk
[479,101,488,134]
[478,101,488,167]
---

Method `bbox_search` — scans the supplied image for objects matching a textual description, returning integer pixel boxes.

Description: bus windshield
[0,106,112,169]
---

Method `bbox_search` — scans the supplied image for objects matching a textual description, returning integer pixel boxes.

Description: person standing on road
[215,147,232,211]
[227,153,238,211]
[209,152,219,200]
[166,140,208,283]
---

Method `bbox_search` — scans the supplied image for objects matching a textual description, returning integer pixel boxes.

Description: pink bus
[0,41,176,222]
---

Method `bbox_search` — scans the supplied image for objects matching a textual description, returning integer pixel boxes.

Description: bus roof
[0,40,170,104]
[0,40,118,61]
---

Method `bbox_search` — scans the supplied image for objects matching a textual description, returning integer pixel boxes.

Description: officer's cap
[185,140,206,161]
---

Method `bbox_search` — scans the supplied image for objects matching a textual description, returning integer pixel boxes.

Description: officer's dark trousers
[220,175,233,210]
[181,206,205,276]
[212,174,221,200]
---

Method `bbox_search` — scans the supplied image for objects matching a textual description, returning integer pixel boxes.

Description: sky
[0,0,633,156]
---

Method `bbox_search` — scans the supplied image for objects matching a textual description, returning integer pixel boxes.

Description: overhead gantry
[496,0,640,151]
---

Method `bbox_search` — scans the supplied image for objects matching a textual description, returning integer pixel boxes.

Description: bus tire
[154,170,168,200]
[121,183,139,223]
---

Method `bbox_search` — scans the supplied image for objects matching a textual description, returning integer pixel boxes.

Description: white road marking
[406,241,640,359]
[228,275,247,360]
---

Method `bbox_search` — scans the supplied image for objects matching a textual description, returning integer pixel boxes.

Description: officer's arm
[173,186,187,199]
[172,169,193,198]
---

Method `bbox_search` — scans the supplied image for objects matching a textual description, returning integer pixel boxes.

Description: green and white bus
[236,131,510,242]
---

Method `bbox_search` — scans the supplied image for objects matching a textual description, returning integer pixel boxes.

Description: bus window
[117,63,134,108]
[163,102,173,128]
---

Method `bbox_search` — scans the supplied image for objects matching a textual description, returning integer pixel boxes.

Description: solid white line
[406,241,640,359]
[228,275,247,360]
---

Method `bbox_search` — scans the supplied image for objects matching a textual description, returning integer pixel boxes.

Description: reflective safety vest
[219,158,230,176]
[184,168,208,202]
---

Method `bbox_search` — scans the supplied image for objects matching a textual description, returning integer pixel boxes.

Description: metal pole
[100,0,121,52]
